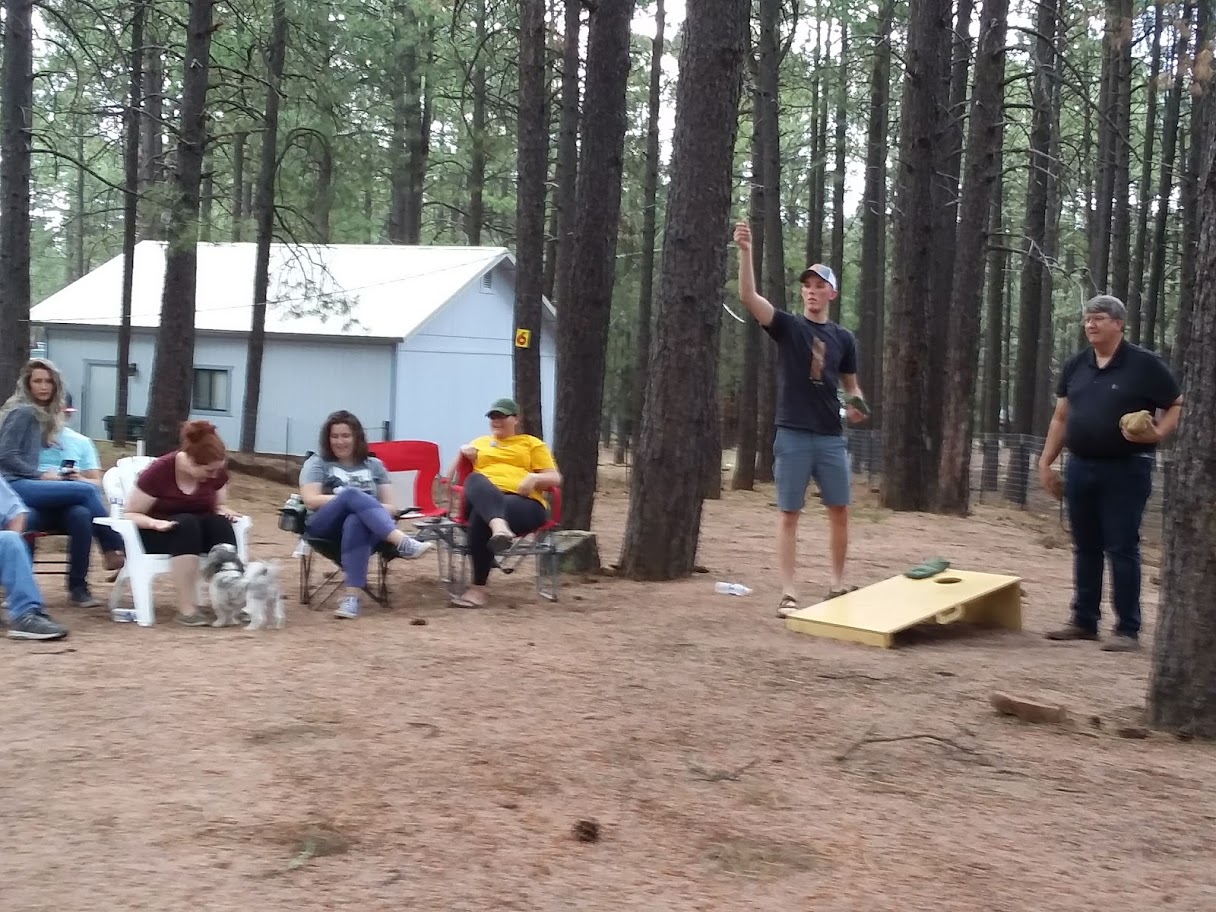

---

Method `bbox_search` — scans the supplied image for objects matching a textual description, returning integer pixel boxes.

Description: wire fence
[842,429,1168,545]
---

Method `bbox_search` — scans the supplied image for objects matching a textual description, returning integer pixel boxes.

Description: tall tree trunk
[513,0,550,434]
[1178,1,1213,371]
[140,14,165,241]
[144,0,215,456]
[1145,7,1193,351]
[980,136,1005,491]
[828,22,848,321]
[1130,0,1165,341]
[1005,0,1057,505]
[879,0,951,512]
[619,0,747,579]
[805,17,827,266]
[553,0,637,531]
[633,0,665,452]
[465,0,488,245]
[936,0,1008,515]
[240,0,287,454]
[72,126,86,280]
[1147,110,1216,736]
[231,131,246,242]
[200,154,214,243]
[1109,0,1134,304]
[1088,2,1120,294]
[314,136,333,243]
[550,0,582,305]
[0,0,34,393]
[732,89,764,492]
[116,0,147,447]
[858,1,892,433]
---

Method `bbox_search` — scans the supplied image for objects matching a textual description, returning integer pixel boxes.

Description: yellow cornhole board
[784,568,1022,649]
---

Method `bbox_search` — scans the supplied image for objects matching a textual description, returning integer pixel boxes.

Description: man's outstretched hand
[733,222,752,253]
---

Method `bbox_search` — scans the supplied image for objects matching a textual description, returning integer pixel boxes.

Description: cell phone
[60,459,76,476]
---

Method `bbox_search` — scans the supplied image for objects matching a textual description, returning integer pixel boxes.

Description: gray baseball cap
[799,263,838,291]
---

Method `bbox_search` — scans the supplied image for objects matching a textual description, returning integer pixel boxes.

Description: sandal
[776,594,800,618]
[903,558,950,580]
[824,585,859,600]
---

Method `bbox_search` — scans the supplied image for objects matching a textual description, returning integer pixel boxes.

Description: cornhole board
[784,568,1022,649]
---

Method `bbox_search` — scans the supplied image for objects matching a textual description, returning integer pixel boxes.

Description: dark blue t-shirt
[763,310,858,435]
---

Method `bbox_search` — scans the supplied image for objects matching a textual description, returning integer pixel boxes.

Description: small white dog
[199,544,286,631]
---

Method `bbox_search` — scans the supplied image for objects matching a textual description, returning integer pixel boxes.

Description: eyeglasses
[1083,313,1113,325]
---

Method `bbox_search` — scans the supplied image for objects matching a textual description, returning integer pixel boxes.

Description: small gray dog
[199,543,286,630]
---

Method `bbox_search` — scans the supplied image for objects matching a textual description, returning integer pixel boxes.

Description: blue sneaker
[334,596,360,619]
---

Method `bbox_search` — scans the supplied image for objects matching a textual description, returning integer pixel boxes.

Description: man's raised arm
[733,221,776,327]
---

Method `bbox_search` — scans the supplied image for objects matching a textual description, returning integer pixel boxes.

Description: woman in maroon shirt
[123,420,244,626]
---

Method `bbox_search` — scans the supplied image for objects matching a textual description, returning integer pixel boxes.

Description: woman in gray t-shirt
[298,410,431,619]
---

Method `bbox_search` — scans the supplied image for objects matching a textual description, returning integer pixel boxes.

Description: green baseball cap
[486,397,519,417]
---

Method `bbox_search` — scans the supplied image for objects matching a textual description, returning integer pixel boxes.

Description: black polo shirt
[1057,340,1181,459]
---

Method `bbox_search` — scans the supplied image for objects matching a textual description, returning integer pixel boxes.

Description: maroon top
[135,451,229,519]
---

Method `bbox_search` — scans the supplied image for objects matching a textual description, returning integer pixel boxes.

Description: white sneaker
[334,596,360,619]
[397,537,434,560]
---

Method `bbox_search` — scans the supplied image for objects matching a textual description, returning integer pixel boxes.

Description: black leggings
[463,472,547,585]
[138,513,237,558]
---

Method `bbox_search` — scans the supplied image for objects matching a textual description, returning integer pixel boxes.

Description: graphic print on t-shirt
[326,465,376,494]
[810,337,826,383]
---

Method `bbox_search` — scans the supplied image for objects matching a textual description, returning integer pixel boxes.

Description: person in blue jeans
[1039,295,1184,652]
[0,475,69,640]
[0,359,125,608]
[734,221,869,618]
[298,410,433,619]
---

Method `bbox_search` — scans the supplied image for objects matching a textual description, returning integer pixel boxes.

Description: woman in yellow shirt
[449,397,562,608]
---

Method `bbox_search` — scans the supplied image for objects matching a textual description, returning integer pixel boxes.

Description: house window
[192,368,230,413]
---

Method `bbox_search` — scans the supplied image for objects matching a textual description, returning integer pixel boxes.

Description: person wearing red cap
[733,221,868,618]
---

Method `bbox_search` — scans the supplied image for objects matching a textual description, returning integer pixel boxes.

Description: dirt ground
[4,463,1214,912]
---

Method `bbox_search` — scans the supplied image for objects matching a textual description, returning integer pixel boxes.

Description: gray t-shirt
[300,454,389,498]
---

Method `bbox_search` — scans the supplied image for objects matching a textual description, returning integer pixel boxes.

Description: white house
[30,241,557,465]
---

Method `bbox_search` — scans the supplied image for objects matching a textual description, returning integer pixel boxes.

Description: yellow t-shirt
[470,434,557,504]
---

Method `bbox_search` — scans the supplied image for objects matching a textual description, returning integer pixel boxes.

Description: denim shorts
[773,427,851,510]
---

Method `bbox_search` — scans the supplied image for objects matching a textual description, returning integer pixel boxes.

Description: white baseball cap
[799,264,838,291]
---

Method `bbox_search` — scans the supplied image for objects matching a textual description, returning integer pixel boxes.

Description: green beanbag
[845,395,871,416]
[904,557,951,579]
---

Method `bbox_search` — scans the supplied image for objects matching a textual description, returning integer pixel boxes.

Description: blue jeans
[773,427,852,510]
[1064,455,1154,637]
[0,529,44,621]
[10,478,124,594]
[305,487,396,589]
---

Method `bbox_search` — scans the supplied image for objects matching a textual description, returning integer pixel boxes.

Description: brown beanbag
[1120,410,1154,437]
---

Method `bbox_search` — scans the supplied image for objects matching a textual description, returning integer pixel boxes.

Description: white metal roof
[31,240,535,340]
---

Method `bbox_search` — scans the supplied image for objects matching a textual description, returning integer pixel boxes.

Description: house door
[82,362,118,440]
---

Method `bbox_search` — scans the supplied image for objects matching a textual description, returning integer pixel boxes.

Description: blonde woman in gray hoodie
[0,358,124,607]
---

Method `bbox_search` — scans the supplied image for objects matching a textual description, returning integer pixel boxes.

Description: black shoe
[1044,623,1100,641]
[7,612,69,640]
[70,589,101,609]
[1100,633,1142,652]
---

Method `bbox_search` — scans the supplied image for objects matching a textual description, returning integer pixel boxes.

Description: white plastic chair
[93,456,252,626]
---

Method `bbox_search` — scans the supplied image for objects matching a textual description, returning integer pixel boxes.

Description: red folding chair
[296,440,448,608]
[428,455,563,601]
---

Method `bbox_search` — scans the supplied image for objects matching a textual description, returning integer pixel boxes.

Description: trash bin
[102,415,146,441]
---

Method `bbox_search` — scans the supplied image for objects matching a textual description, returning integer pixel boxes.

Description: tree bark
[1130,0,1165,341]
[879,0,951,512]
[1145,7,1193,351]
[1108,0,1134,304]
[1178,1,1214,371]
[550,0,582,306]
[619,0,748,579]
[858,0,892,437]
[1005,0,1057,505]
[144,0,215,456]
[115,0,147,448]
[140,15,165,241]
[980,137,1005,492]
[828,21,848,322]
[633,0,665,452]
[552,0,637,530]
[1146,112,1216,737]
[732,88,764,493]
[935,0,1008,515]
[231,131,246,242]
[0,0,34,393]
[240,0,287,454]
[512,0,550,439]
[465,0,488,245]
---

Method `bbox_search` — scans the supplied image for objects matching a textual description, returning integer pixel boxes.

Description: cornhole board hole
[784,569,1022,649]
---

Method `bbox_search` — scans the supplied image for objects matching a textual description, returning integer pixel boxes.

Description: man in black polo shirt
[1038,294,1183,651]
